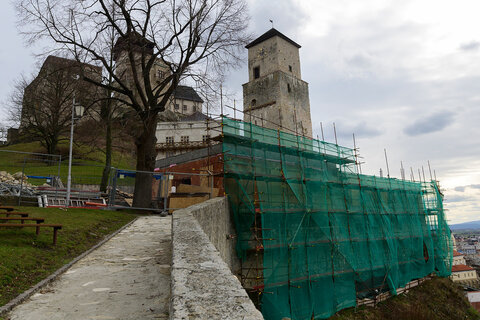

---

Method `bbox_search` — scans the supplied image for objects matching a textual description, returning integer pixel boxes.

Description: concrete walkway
[7,216,172,320]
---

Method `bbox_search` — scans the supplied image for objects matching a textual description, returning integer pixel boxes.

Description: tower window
[289,65,292,72]
[254,66,260,79]
[287,84,291,93]
[251,99,257,108]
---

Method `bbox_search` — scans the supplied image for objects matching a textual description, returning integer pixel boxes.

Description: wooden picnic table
[0,212,29,218]
[0,223,62,245]
[0,217,45,233]
[0,206,16,212]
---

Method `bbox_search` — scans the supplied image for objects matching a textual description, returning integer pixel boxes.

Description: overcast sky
[1,0,479,224]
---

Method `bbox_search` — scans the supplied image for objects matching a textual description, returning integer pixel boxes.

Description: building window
[183,105,188,111]
[289,65,292,72]
[166,136,174,145]
[192,106,196,112]
[254,66,260,79]
[156,70,164,79]
[251,99,257,108]
[202,135,210,143]
[174,104,179,110]
[181,136,189,143]
[287,83,291,93]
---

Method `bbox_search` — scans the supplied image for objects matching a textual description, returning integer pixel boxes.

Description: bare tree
[16,0,250,207]
[8,59,101,155]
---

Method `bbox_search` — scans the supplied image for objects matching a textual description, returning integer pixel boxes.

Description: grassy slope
[0,141,135,185]
[0,206,136,307]
[330,277,480,320]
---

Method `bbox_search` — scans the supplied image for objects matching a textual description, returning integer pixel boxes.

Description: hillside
[330,277,479,320]
[0,140,136,186]
[451,220,480,231]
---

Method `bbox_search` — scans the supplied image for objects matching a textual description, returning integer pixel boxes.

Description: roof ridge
[246,28,301,49]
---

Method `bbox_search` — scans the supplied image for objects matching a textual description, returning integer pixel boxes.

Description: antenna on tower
[269,19,274,28]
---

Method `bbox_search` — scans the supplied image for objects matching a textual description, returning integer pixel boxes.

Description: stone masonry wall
[190,197,241,273]
[171,197,263,320]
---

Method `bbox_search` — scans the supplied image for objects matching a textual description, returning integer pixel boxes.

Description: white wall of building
[155,120,220,159]
[450,270,478,282]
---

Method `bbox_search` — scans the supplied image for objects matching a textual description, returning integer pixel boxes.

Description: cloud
[453,184,480,192]
[445,194,473,203]
[459,41,480,51]
[345,53,373,69]
[403,111,456,136]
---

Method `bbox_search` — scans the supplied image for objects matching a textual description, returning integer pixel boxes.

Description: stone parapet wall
[171,197,263,320]
[190,197,240,273]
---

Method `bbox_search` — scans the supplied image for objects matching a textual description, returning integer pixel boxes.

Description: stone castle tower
[243,28,312,137]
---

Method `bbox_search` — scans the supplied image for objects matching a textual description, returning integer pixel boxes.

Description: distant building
[460,244,476,255]
[155,112,219,160]
[453,250,467,266]
[21,56,102,129]
[166,85,203,116]
[19,55,102,152]
[113,32,203,117]
[112,31,170,105]
[467,291,480,312]
[243,28,313,137]
[450,264,478,282]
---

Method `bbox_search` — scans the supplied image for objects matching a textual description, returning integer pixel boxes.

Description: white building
[155,112,220,160]
[450,264,478,282]
[453,250,467,266]
[467,291,480,312]
[166,85,204,115]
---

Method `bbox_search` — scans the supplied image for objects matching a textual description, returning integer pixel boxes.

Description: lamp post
[65,93,85,208]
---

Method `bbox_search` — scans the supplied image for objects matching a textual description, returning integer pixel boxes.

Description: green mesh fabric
[222,117,452,320]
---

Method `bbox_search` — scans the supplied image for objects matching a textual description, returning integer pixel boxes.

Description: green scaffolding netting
[222,117,452,320]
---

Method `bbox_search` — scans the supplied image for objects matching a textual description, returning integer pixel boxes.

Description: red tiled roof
[454,250,464,257]
[452,264,474,272]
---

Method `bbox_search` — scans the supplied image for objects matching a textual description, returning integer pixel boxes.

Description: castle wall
[243,71,312,137]
[247,37,301,80]
[243,31,312,137]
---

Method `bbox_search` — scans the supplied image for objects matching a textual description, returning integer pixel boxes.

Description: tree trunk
[46,138,57,155]
[132,115,158,208]
[100,117,112,192]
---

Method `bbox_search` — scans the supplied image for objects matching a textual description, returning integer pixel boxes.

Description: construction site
[157,28,453,319]
[0,28,455,320]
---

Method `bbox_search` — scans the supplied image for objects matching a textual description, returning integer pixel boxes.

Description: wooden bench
[0,223,62,245]
[0,206,16,212]
[0,212,29,218]
[0,217,45,232]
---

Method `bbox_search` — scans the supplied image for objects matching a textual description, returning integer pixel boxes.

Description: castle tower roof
[245,28,301,49]
[113,31,155,60]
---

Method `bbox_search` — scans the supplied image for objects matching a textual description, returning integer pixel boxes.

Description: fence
[0,148,219,211]
[108,168,216,212]
[0,149,110,207]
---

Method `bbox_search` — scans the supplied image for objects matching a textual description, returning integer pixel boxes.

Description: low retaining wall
[171,197,263,320]
[190,196,240,274]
